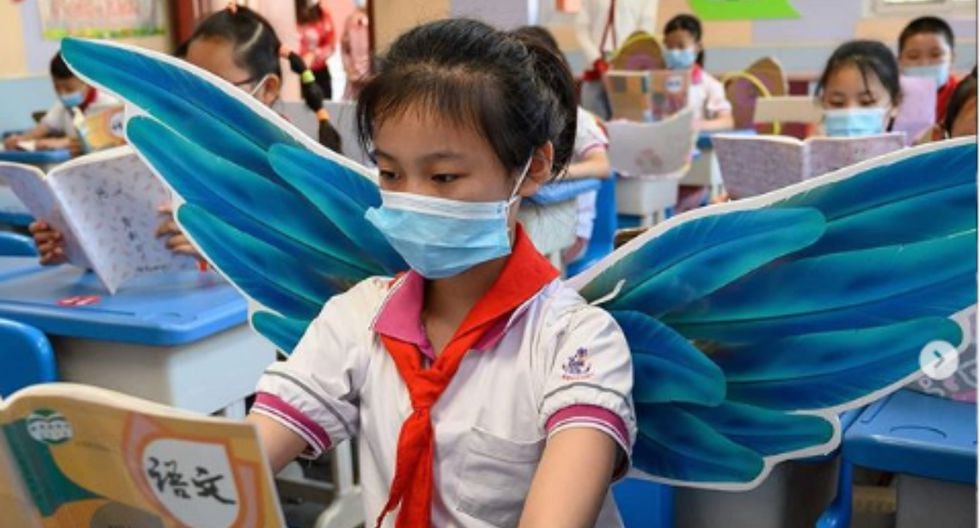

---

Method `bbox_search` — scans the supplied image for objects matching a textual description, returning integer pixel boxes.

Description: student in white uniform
[3,52,119,155]
[663,14,734,131]
[247,19,636,528]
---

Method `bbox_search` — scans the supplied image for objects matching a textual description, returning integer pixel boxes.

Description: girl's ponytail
[511,27,578,177]
[282,46,343,153]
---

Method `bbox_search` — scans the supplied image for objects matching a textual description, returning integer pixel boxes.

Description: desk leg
[217,399,247,419]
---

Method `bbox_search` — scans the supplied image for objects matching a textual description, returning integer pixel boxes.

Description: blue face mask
[664,48,697,70]
[823,107,888,137]
[60,90,85,108]
[904,63,951,89]
[364,160,531,279]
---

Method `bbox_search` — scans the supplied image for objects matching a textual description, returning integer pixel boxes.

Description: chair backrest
[0,317,55,397]
[724,57,787,132]
[0,231,38,257]
[609,31,665,71]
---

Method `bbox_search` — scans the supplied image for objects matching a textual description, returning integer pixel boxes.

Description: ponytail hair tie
[301,70,316,84]
[316,108,331,122]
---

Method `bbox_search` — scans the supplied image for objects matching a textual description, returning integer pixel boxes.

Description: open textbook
[607,107,697,178]
[0,383,284,527]
[713,132,906,198]
[0,146,196,293]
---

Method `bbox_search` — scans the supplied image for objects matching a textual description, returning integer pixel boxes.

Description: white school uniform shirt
[688,68,732,121]
[39,89,120,137]
[253,238,636,528]
[574,107,609,239]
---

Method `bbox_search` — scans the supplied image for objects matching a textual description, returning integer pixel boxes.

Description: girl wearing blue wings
[62,15,976,528]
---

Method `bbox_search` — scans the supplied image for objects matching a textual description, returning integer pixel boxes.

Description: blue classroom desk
[0,185,32,226]
[0,148,71,171]
[0,260,274,416]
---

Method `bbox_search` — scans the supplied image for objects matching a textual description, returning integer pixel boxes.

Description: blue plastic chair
[612,477,674,527]
[0,317,55,397]
[0,231,38,257]
[567,173,617,277]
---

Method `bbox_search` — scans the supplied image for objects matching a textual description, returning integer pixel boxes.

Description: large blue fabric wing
[60,38,405,353]
[570,139,977,490]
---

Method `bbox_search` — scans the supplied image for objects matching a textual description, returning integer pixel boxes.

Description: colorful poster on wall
[37,0,165,40]
[688,0,800,20]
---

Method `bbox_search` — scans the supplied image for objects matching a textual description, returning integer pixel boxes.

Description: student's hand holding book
[156,203,202,260]
[28,220,67,265]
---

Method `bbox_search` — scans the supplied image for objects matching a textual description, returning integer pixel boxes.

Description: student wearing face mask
[898,16,959,123]
[3,52,120,155]
[662,14,734,131]
[29,4,342,265]
[816,40,902,138]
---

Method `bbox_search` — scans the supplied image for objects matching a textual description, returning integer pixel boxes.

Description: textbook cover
[0,145,196,293]
[0,383,284,527]
[713,132,906,198]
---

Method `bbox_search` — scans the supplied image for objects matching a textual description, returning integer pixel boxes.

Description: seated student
[3,52,119,155]
[662,14,734,131]
[663,14,732,212]
[816,40,902,137]
[898,16,959,122]
[30,4,341,265]
[513,26,612,264]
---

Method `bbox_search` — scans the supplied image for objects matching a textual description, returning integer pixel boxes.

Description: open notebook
[606,107,697,178]
[713,132,906,198]
[0,383,284,527]
[0,146,196,293]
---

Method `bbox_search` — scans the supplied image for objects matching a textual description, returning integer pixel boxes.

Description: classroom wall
[541,0,977,78]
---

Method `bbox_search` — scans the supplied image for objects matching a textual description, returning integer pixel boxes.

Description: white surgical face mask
[364,158,533,279]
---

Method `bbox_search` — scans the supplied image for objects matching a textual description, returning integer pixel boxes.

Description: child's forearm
[699,112,735,131]
[247,412,310,474]
[566,151,612,180]
[519,428,618,528]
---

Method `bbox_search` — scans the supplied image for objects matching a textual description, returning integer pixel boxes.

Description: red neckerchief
[691,63,704,85]
[79,87,98,113]
[373,225,558,528]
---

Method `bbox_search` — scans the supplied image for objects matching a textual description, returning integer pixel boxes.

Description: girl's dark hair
[816,40,902,107]
[511,25,579,104]
[899,16,955,52]
[944,66,977,136]
[357,18,577,179]
[295,0,324,26]
[664,14,705,67]
[50,52,74,80]
[188,5,341,152]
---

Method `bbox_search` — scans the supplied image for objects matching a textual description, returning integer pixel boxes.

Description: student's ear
[258,74,282,107]
[517,142,554,198]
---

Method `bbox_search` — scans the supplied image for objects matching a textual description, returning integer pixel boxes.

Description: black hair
[50,52,74,80]
[899,16,955,53]
[664,14,705,67]
[188,5,341,152]
[357,18,578,180]
[295,0,324,25]
[816,40,902,107]
[943,66,977,136]
[511,25,580,104]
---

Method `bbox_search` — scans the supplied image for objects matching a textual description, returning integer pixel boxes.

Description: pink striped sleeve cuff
[253,392,331,457]
[546,404,631,479]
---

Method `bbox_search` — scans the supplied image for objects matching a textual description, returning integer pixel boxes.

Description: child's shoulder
[533,279,621,335]
[315,275,396,319]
